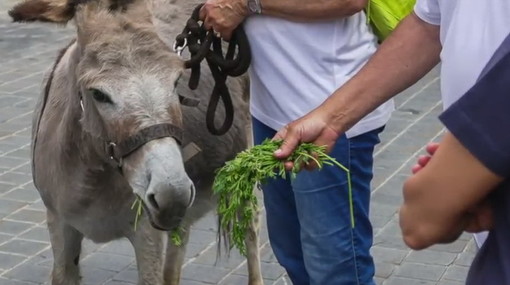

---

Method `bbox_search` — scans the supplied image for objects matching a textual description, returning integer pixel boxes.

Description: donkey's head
[10,0,195,231]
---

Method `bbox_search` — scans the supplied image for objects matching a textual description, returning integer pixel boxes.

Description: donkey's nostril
[147,193,160,210]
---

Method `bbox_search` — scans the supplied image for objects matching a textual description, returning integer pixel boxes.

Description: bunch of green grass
[131,198,144,232]
[131,197,184,246]
[213,139,353,256]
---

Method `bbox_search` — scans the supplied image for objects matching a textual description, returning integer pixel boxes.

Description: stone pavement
[0,3,476,285]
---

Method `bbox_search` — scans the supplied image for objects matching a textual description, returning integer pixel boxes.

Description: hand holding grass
[213,139,353,256]
[272,110,342,170]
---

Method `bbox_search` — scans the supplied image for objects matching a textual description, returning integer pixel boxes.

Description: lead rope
[173,4,251,136]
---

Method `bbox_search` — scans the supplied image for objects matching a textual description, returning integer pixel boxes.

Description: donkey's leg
[245,206,263,285]
[47,210,83,285]
[163,224,191,285]
[129,218,167,285]
[244,105,263,284]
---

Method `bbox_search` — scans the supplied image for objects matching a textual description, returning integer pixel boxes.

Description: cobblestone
[0,1,476,284]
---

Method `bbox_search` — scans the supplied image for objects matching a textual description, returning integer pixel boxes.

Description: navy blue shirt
[439,34,510,285]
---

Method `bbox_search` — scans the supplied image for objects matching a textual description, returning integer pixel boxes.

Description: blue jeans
[253,118,382,285]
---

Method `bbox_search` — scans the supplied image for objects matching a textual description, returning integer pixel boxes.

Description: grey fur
[17,0,263,283]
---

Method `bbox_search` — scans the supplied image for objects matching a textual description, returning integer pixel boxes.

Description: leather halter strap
[107,123,183,166]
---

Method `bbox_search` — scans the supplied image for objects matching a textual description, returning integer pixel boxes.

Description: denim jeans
[252,118,382,285]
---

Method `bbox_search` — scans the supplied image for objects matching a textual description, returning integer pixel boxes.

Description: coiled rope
[174,4,251,135]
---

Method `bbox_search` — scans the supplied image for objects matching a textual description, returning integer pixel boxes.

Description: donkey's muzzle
[144,181,194,231]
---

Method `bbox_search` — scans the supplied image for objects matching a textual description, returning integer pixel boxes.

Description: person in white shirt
[200,0,393,284]
[272,0,510,268]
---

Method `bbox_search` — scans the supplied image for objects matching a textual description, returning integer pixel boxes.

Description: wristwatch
[247,0,262,15]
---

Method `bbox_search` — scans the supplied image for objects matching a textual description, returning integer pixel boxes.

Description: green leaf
[213,139,354,256]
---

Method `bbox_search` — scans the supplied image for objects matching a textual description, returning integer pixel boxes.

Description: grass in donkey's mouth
[131,197,184,246]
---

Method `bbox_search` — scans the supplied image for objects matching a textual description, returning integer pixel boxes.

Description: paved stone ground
[0,3,477,285]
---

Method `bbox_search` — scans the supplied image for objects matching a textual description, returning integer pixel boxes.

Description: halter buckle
[107,142,123,167]
[173,38,188,57]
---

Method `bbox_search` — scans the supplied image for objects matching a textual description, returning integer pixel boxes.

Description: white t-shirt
[415,0,510,108]
[244,13,394,138]
[415,0,510,248]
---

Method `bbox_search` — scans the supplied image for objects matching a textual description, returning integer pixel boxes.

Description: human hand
[411,142,440,174]
[411,142,493,233]
[199,0,248,40]
[273,110,341,170]
[464,200,494,233]
[437,200,494,245]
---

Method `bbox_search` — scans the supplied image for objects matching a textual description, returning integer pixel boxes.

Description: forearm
[317,13,441,134]
[400,132,503,250]
[259,0,367,21]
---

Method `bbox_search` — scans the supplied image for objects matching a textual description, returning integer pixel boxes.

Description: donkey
[8,0,262,284]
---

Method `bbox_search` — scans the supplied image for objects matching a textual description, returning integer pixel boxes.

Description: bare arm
[323,12,441,134]
[200,0,365,39]
[400,132,503,250]
[275,13,442,158]
[259,0,367,21]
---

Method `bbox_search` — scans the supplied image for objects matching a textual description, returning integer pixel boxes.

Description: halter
[105,123,183,168]
[77,92,188,168]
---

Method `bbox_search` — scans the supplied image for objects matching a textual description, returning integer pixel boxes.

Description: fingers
[303,156,320,171]
[198,0,242,41]
[272,126,288,141]
[411,164,423,174]
[201,18,234,40]
[221,30,232,41]
[417,155,431,167]
[202,13,212,30]
[426,142,440,155]
[467,201,494,232]
[200,1,219,33]
[202,16,224,38]
[203,22,225,39]
[302,136,334,171]
[274,127,300,171]
[274,125,309,171]
[274,127,326,172]
[284,154,318,172]
[465,204,494,233]
[273,125,301,159]
[412,155,431,174]
[411,143,439,174]
[284,161,294,172]
[199,4,207,21]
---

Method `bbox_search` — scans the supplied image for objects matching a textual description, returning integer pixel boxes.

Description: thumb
[199,5,206,20]
[272,126,288,141]
[273,126,300,159]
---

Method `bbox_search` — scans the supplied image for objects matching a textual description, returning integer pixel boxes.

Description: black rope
[174,4,251,136]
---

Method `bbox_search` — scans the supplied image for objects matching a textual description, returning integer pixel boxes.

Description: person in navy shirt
[400,34,510,284]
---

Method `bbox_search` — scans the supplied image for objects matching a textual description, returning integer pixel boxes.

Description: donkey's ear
[8,0,87,23]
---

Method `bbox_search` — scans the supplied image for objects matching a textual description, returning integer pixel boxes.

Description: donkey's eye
[89,89,113,104]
